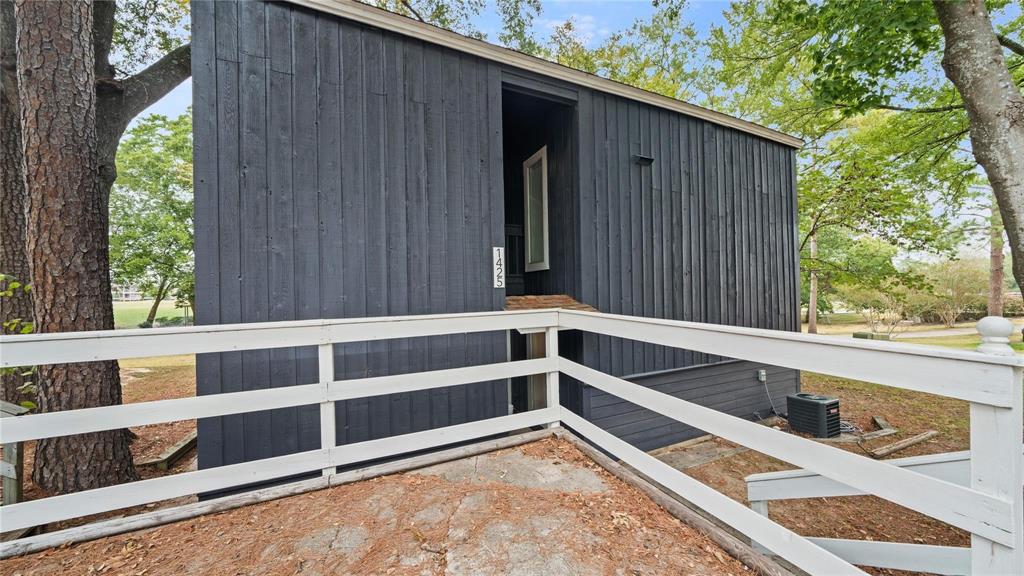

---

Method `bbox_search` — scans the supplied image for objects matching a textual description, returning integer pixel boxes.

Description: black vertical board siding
[443,54,468,426]
[424,44,451,428]
[267,2,298,458]
[291,11,322,451]
[384,34,410,435]
[239,46,270,462]
[340,19,367,441]
[486,63,508,416]
[195,0,798,462]
[192,0,221,470]
[214,4,244,464]
[569,91,799,449]
[197,2,508,467]
[405,41,431,432]
[364,28,389,440]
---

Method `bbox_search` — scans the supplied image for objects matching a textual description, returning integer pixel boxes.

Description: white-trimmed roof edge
[284,0,805,149]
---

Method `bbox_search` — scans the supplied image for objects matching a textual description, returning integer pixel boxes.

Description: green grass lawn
[113,300,187,329]
[900,331,1024,352]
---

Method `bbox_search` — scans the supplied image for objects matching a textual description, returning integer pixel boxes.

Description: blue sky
[140,0,1018,123]
[139,0,732,122]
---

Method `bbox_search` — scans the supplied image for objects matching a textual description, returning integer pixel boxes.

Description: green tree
[110,112,194,327]
[715,0,1024,303]
[907,258,989,327]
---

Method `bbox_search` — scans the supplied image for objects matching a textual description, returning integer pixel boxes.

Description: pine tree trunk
[0,0,32,404]
[15,0,137,492]
[807,233,818,334]
[989,198,1005,317]
[934,0,1024,296]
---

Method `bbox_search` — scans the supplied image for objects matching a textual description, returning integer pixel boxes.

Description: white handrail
[0,309,1019,573]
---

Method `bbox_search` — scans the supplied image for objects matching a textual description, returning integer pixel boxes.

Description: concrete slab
[655,437,749,470]
[415,445,610,493]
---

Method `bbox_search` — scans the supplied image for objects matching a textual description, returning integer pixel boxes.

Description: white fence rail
[0,309,1020,575]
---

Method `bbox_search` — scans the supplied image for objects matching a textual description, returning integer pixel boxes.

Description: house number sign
[493,247,505,288]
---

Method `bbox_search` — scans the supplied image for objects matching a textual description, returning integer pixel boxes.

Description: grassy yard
[901,331,1024,351]
[113,299,187,329]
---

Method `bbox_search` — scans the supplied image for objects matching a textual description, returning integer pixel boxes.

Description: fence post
[748,500,771,554]
[971,317,1023,574]
[545,326,560,427]
[318,343,336,476]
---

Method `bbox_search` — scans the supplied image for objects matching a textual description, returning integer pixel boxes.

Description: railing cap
[976,316,1017,357]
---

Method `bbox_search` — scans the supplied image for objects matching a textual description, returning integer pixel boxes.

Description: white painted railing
[0,309,1020,575]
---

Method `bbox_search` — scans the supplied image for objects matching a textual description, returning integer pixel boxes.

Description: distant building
[112,283,143,301]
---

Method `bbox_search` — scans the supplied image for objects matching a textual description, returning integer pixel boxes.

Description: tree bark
[145,277,168,326]
[14,0,137,492]
[807,233,818,334]
[934,0,1024,295]
[0,0,32,403]
[989,196,1005,316]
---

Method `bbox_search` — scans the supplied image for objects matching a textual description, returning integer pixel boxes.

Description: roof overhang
[284,0,804,149]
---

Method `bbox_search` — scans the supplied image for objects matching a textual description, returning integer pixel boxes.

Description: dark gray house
[192,0,802,470]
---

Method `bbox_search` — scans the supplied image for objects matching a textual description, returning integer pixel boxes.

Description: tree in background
[110,112,194,328]
[908,259,989,327]
[9,0,189,493]
[731,0,1024,300]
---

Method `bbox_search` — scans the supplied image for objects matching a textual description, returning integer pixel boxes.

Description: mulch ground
[682,372,972,576]
[1,358,198,532]
[1,438,752,576]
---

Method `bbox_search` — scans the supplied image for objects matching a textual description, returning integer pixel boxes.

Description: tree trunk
[145,278,168,326]
[989,196,1005,316]
[807,233,818,334]
[0,0,32,404]
[934,0,1024,296]
[15,0,137,492]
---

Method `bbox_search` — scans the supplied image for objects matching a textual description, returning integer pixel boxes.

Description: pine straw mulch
[1,438,753,576]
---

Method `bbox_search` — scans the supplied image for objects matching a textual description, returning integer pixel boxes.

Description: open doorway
[502,85,577,413]
[501,87,576,297]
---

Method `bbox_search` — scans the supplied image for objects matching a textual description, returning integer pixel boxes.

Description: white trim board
[284,0,803,149]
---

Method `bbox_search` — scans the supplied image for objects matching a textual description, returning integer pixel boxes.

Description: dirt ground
[1,438,753,576]
[675,372,972,576]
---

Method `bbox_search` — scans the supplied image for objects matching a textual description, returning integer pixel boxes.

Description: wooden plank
[560,359,1015,545]
[0,310,559,367]
[340,19,368,443]
[556,310,1020,407]
[0,409,559,534]
[423,43,449,428]
[805,538,969,576]
[747,450,973,502]
[267,8,298,457]
[969,366,1024,574]
[0,358,554,444]
[558,411,865,575]
[406,40,431,432]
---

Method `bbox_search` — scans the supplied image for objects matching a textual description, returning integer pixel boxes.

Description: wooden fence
[1,309,1020,574]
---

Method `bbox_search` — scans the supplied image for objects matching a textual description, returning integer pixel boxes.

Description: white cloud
[536,13,610,46]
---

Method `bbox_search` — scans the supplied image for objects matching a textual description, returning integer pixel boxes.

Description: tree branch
[997,34,1024,56]
[120,42,192,126]
[400,0,427,23]
[93,0,116,80]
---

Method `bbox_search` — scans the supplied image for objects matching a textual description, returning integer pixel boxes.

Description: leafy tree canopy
[110,111,194,316]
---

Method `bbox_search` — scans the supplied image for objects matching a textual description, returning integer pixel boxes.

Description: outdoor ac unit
[786,393,840,438]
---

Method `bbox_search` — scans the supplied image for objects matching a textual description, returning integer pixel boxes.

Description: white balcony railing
[0,309,1020,575]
